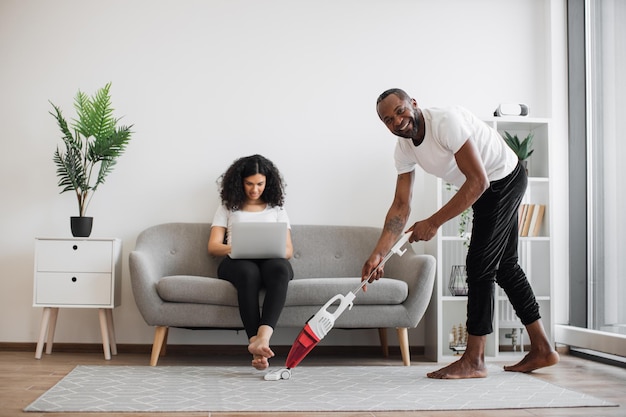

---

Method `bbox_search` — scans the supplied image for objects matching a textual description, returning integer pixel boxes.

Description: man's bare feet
[427,355,488,379]
[504,320,559,373]
[504,349,559,373]
[428,334,487,379]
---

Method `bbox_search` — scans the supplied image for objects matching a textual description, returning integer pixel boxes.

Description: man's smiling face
[377,94,420,140]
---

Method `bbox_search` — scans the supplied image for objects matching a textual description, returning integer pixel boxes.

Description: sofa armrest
[385,252,436,327]
[129,249,166,326]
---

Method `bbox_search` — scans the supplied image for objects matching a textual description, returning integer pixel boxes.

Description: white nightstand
[33,237,122,360]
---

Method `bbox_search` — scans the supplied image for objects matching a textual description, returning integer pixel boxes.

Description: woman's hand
[207,226,231,257]
[285,229,294,259]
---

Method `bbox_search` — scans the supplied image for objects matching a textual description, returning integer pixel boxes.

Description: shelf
[441,295,467,303]
[441,236,470,241]
[497,295,551,302]
[519,236,550,241]
[425,117,554,362]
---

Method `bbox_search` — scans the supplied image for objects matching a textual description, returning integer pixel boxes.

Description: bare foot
[504,349,559,373]
[251,354,269,370]
[427,356,488,379]
[248,335,274,370]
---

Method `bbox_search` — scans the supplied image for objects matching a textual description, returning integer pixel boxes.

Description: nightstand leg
[45,308,59,354]
[105,309,117,355]
[35,307,51,359]
[98,309,112,360]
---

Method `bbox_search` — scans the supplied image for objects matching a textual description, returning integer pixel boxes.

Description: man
[362,88,559,379]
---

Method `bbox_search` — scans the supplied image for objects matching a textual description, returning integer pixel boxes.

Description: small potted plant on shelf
[502,131,534,173]
[445,182,472,247]
[49,82,133,237]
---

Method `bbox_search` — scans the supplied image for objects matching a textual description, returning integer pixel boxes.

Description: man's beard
[395,108,420,139]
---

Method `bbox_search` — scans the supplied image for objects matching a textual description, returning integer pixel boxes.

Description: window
[564,0,626,358]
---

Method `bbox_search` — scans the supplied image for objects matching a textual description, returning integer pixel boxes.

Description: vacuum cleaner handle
[355,232,412,293]
[390,232,411,256]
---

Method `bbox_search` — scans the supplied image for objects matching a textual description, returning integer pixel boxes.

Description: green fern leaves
[50,82,133,216]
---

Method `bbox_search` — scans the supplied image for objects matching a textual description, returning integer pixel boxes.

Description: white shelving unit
[424,117,554,362]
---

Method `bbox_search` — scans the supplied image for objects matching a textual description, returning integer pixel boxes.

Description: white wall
[0,0,567,349]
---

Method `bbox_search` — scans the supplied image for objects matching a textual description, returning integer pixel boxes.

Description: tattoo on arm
[384,215,405,235]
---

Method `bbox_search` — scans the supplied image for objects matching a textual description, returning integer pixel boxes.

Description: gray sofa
[129,223,436,366]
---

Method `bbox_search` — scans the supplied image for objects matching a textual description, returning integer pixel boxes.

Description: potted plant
[502,131,534,173]
[445,182,472,247]
[49,82,133,237]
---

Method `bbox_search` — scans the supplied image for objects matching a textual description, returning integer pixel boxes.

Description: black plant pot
[70,216,93,237]
[521,159,529,175]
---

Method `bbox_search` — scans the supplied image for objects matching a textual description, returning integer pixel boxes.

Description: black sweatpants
[465,162,541,336]
[218,256,294,339]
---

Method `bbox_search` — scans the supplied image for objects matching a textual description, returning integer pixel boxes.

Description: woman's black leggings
[218,256,294,339]
[465,161,541,336]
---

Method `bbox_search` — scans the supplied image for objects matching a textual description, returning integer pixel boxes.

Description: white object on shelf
[493,103,529,117]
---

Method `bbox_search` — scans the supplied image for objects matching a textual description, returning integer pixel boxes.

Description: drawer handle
[71,277,77,282]
[72,245,78,250]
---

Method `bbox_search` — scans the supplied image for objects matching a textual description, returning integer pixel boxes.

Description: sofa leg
[160,327,169,356]
[150,326,168,366]
[397,327,410,366]
[378,328,389,357]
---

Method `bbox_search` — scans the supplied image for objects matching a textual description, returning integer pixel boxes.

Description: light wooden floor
[1,346,625,417]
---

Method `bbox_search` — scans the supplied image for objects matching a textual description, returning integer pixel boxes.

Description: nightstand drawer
[36,239,113,273]
[35,272,113,306]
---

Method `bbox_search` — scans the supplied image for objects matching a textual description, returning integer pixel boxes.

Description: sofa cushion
[284,277,407,306]
[156,275,408,307]
[157,276,239,306]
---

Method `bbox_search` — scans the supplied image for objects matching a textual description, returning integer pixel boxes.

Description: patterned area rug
[25,365,616,413]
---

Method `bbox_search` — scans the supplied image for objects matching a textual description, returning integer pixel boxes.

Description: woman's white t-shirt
[394,106,518,188]
[211,204,290,245]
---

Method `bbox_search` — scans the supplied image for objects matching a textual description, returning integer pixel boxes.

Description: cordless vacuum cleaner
[264,232,412,381]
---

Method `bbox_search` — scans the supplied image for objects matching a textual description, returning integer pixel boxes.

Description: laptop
[229,222,288,259]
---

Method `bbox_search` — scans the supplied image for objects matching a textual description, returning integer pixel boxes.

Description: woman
[208,154,294,370]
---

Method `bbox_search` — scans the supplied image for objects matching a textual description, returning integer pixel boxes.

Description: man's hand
[407,218,439,242]
[361,253,385,292]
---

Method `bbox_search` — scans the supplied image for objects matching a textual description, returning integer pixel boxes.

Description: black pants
[465,162,540,336]
[218,256,294,339]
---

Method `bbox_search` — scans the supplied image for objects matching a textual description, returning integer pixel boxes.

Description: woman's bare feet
[251,353,269,370]
[248,325,275,370]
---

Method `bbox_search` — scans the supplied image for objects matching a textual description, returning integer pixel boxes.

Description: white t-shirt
[394,106,518,188]
[212,204,290,245]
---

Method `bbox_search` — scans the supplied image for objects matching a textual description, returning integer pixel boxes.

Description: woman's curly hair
[217,154,286,211]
